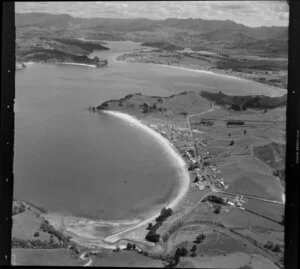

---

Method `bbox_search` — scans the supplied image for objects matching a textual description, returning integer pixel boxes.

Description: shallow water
[14,41,284,221]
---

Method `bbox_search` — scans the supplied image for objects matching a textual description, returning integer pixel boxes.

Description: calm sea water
[14,41,283,220]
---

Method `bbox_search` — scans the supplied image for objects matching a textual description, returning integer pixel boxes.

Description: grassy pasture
[219,164,283,200]
[238,228,284,247]
[12,248,81,266]
[178,252,279,269]
[243,199,284,224]
[92,251,164,267]
[253,142,285,171]
[12,211,54,242]
[220,207,283,230]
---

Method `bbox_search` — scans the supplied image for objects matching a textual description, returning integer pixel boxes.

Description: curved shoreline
[114,55,287,97]
[56,62,97,68]
[23,61,98,68]
[103,110,190,210]
[42,109,190,247]
[102,110,190,243]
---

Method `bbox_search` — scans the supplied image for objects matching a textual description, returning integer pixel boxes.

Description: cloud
[15,1,289,27]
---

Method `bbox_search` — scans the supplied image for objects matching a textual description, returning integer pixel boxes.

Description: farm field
[177,252,279,269]
[92,251,164,267]
[12,249,81,266]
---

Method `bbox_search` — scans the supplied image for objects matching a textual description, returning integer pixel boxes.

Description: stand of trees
[145,207,173,243]
[12,237,64,249]
[40,220,70,244]
[125,242,136,250]
[164,247,188,268]
[194,233,206,244]
[203,195,227,205]
[200,91,287,111]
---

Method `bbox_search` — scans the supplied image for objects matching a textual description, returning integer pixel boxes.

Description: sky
[15,1,289,28]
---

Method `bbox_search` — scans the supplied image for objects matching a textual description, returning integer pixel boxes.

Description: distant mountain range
[15,13,287,39]
[15,12,288,57]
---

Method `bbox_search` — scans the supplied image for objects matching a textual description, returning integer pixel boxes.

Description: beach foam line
[102,110,190,243]
[56,62,96,68]
[23,61,96,68]
[23,61,36,65]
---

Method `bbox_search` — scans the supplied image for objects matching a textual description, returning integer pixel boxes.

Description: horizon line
[15,11,288,29]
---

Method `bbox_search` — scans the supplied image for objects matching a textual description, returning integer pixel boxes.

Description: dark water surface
[14,41,283,220]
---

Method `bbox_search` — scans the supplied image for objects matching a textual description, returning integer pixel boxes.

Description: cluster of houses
[145,117,250,213]
[228,195,247,210]
[183,149,229,192]
[147,120,194,149]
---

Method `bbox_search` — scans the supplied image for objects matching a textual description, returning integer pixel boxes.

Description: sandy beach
[102,110,190,243]
[23,61,97,68]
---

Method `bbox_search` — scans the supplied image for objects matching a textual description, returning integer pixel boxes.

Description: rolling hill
[16,12,288,57]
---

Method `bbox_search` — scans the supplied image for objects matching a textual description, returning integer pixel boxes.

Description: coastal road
[187,106,218,184]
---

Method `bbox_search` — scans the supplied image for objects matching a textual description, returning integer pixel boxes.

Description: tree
[244,130,247,135]
[142,103,149,113]
[194,234,206,244]
[126,242,133,250]
[273,244,281,252]
[151,103,157,110]
[175,248,182,258]
[264,241,274,250]
[191,245,197,252]
[181,247,187,257]
[214,205,221,214]
[190,252,197,257]
[228,133,231,137]
[146,223,153,230]
[34,232,39,237]
[193,177,199,183]
[231,104,241,111]
[145,231,160,243]
[229,140,234,146]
